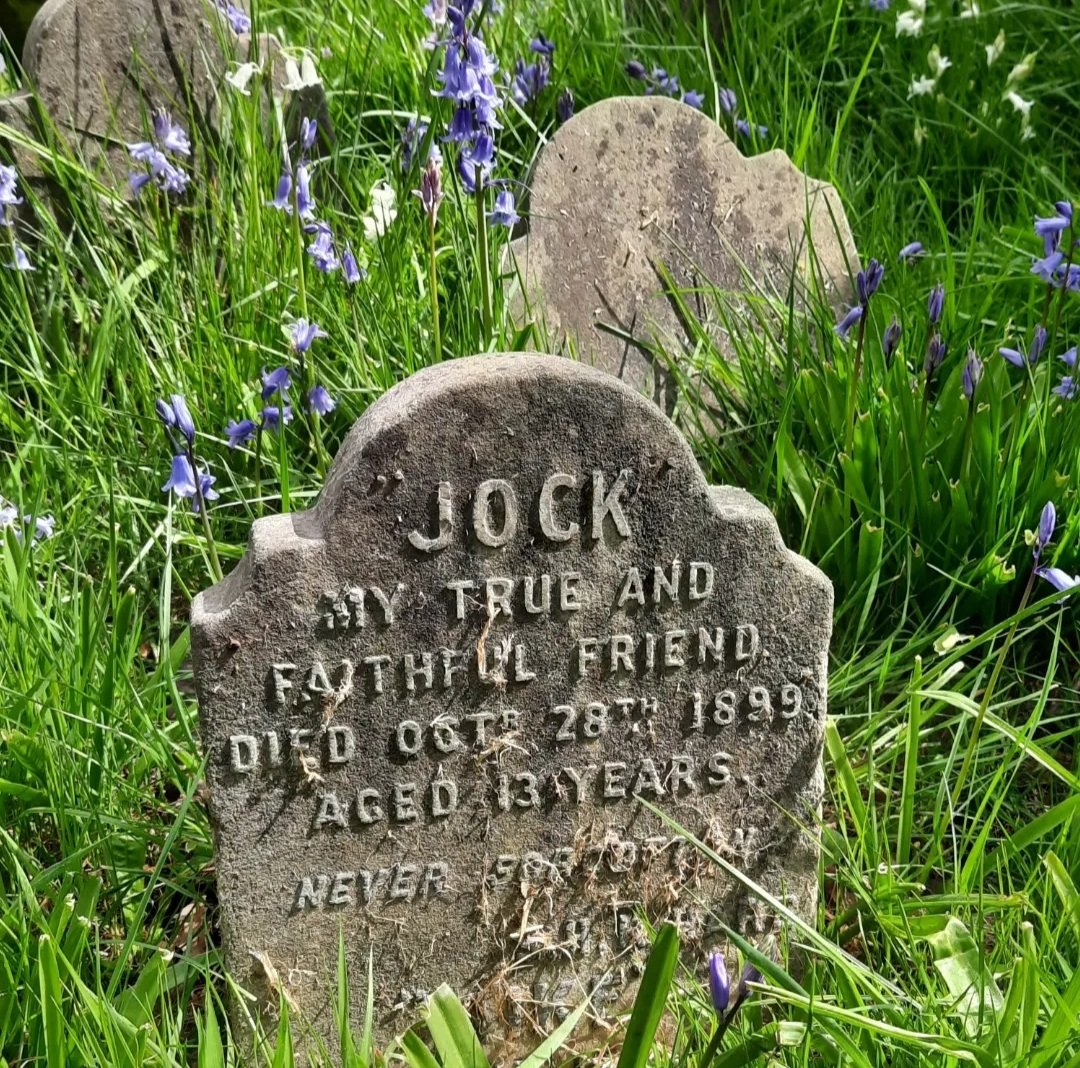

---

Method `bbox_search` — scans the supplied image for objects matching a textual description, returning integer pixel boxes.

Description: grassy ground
[1,0,1079,1064]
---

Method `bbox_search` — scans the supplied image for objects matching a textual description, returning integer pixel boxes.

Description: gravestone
[507,96,859,411]
[192,354,831,1053]
[19,0,244,193]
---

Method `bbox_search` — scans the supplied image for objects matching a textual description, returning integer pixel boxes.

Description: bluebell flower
[306,222,339,273]
[268,173,292,211]
[261,405,293,432]
[0,502,17,530]
[1054,200,1073,223]
[162,454,197,499]
[927,283,944,325]
[403,117,442,166]
[343,244,366,284]
[128,111,191,195]
[924,333,946,376]
[530,34,555,57]
[225,418,258,448]
[0,163,24,215]
[735,118,768,138]
[1032,249,1065,283]
[1034,215,1069,238]
[962,349,982,401]
[868,0,890,9]
[157,394,195,444]
[1036,566,1079,595]
[510,57,550,106]
[8,246,33,271]
[488,189,520,227]
[557,88,574,123]
[459,131,495,193]
[682,90,704,109]
[835,305,863,339]
[215,0,250,33]
[153,110,191,156]
[857,259,884,305]
[444,106,477,143]
[155,398,176,429]
[708,953,730,1015]
[1030,325,1048,363]
[423,0,448,26]
[1036,501,1056,557]
[261,366,292,400]
[1001,325,1047,368]
[735,961,762,1003]
[1060,346,1077,368]
[883,317,902,361]
[289,318,328,353]
[308,384,336,415]
[414,159,444,222]
[29,514,56,541]
[719,88,737,115]
[1053,375,1078,400]
[194,471,219,513]
[295,164,315,220]
[898,241,924,263]
[300,116,318,153]
[625,60,648,80]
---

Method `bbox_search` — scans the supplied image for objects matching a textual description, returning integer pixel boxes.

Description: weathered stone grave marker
[192,354,831,1052]
[20,0,240,189]
[508,96,859,411]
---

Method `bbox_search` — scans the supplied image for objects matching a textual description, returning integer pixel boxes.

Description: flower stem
[476,182,493,340]
[430,214,442,362]
[843,309,867,455]
[188,448,223,582]
[254,426,264,518]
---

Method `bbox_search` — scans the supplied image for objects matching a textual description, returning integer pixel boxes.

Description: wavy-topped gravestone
[192,354,832,1054]
[508,96,859,411]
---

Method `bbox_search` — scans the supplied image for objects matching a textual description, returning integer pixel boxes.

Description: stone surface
[21,0,240,191]
[192,353,831,1053]
[507,96,859,411]
[0,90,46,196]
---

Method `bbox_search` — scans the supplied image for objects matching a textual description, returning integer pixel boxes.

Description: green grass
[1,0,1079,1064]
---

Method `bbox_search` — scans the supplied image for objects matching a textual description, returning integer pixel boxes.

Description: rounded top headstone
[192,353,832,1057]
[507,96,859,410]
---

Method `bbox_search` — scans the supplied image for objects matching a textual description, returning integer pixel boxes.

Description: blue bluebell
[708,954,730,1015]
[226,418,258,449]
[308,385,336,415]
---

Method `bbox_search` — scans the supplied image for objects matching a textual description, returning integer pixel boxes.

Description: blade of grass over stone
[615,923,679,1068]
[400,1029,442,1068]
[426,985,491,1068]
[1043,852,1080,949]
[517,997,592,1068]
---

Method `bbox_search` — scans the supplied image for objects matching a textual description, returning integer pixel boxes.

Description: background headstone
[192,354,832,1054]
[507,96,859,411]
[20,0,242,192]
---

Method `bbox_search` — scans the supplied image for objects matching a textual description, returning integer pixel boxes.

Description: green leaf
[37,934,66,1068]
[400,1028,441,1068]
[518,996,591,1068]
[615,922,679,1068]
[1043,850,1080,947]
[197,995,226,1068]
[426,984,490,1068]
[926,918,1003,1042]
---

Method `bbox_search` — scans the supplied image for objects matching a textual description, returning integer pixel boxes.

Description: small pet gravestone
[192,354,832,1053]
[507,96,859,411]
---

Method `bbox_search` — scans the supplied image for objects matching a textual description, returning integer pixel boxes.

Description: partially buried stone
[21,0,245,193]
[507,96,859,413]
[192,353,832,1057]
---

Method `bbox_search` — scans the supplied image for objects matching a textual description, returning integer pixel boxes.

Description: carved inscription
[193,358,831,1057]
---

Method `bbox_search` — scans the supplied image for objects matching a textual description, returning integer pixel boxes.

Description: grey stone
[21,0,241,192]
[0,91,47,200]
[192,353,831,1055]
[507,96,859,412]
